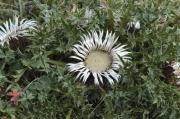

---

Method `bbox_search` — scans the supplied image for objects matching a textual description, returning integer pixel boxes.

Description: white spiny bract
[171,62,180,78]
[0,16,37,46]
[127,20,140,31]
[67,30,131,85]
[134,21,140,29]
[171,62,180,85]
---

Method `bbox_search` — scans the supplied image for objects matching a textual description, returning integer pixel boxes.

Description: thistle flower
[171,62,180,86]
[0,16,37,46]
[162,61,180,86]
[67,30,131,85]
[127,20,140,33]
[171,62,180,78]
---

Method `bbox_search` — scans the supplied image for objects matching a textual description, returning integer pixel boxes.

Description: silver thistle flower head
[0,16,37,46]
[67,30,131,85]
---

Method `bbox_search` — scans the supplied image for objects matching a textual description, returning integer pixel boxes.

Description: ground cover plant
[0,0,180,119]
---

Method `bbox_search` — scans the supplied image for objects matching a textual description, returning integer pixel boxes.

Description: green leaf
[12,68,27,82]
[66,109,72,119]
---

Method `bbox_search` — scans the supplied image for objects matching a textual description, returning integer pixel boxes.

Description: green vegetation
[0,0,180,119]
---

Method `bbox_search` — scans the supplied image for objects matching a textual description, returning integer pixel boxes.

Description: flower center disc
[85,50,112,73]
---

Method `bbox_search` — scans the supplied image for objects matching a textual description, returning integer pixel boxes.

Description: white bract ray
[170,61,180,86]
[67,30,131,85]
[0,16,37,46]
[171,62,180,78]
[127,20,140,32]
